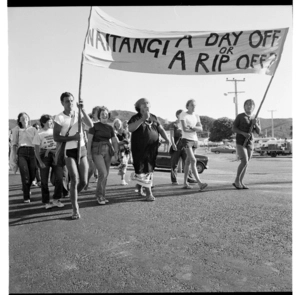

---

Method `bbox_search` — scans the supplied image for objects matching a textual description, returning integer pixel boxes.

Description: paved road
[9,152,292,292]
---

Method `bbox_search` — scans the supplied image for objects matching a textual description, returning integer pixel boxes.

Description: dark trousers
[18,147,36,200]
[35,158,41,182]
[170,140,194,183]
[39,152,64,203]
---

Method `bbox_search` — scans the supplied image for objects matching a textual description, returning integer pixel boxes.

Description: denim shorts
[65,146,87,160]
[181,138,198,149]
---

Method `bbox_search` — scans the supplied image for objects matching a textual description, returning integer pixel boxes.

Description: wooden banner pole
[77,7,93,164]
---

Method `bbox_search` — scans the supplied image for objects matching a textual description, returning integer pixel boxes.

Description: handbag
[54,115,75,166]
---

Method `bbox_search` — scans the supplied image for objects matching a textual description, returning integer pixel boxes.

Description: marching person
[128,98,170,201]
[33,114,65,209]
[113,118,130,185]
[180,99,207,191]
[122,119,133,164]
[232,99,261,189]
[32,122,42,187]
[11,112,38,203]
[87,106,119,205]
[53,92,93,220]
[84,107,101,190]
[169,109,198,185]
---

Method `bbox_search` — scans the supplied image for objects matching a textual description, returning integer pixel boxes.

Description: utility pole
[225,78,246,117]
[225,78,245,161]
[268,110,277,138]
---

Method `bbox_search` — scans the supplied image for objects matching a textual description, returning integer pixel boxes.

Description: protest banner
[82,7,289,76]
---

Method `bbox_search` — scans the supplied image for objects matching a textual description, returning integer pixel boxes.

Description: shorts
[65,146,87,160]
[181,138,198,150]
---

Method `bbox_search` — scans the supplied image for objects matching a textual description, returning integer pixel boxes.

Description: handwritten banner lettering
[83,7,289,76]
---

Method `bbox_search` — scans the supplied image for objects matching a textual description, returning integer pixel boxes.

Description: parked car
[155,145,209,174]
[211,145,236,154]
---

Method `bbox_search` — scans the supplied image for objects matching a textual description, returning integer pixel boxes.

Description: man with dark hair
[169,109,197,185]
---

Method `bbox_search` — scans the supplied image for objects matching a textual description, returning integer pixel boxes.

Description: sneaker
[45,203,53,209]
[31,181,37,187]
[37,181,42,187]
[24,199,30,203]
[52,199,65,208]
[121,180,128,185]
[103,198,109,203]
[97,197,106,205]
[145,195,155,202]
[172,182,179,185]
[71,212,81,220]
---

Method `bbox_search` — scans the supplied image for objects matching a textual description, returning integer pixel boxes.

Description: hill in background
[8,112,292,139]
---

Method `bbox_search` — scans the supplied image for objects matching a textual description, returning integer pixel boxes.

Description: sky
[7,5,293,123]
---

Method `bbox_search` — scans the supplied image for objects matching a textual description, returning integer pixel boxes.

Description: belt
[19,146,34,149]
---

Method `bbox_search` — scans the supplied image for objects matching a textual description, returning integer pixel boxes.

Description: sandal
[71,212,81,220]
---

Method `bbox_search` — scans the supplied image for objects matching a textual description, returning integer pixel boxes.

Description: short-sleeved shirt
[179,111,201,141]
[89,122,115,142]
[54,111,85,150]
[233,112,257,147]
[11,126,38,147]
[128,113,160,152]
[169,121,183,144]
[32,128,56,150]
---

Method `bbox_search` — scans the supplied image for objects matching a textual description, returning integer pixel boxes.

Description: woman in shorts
[232,99,261,189]
[179,99,207,191]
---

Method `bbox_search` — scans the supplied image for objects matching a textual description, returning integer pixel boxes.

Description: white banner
[83,7,289,76]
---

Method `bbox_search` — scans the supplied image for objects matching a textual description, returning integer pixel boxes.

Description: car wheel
[215,151,220,154]
[232,151,235,154]
[196,163,205,174]
[270,152,277,157]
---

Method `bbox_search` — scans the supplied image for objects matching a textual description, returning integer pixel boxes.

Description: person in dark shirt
[128,98,169,201]
[232,99,261,189]
[87,106,119,205]
[169,109,197,185]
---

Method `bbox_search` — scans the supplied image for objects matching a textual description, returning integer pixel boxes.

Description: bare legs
[234,145,253,188]
[65,156,88,216]
[183,147,204,189]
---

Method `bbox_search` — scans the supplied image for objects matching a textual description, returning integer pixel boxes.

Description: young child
[232,99,261,189]
[117,140,131,185]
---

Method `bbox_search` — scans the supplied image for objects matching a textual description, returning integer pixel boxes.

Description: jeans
[18,147,36,200]
[39,152,64,203]
[170,140,194,183]
[92,142,112,199]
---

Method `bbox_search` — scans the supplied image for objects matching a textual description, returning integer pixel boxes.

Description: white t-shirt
[11,126,38,147]
[54,112,85,150]
[32,128,56,150]
[179,111,201,141]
